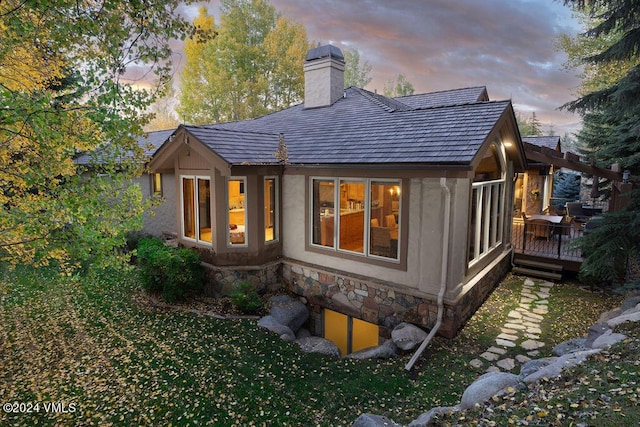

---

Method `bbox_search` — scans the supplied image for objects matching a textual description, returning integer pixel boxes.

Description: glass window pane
[198,179,211,243]
[312,179,335,247]
[229,178,246,245]
[265,178,277,242]
[183,178,195,239]
[324,309,348,356]
[338,180,365,253]
[352,318,379,353]
[369,181,400,259]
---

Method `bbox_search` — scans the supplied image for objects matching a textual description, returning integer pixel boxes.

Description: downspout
[405,177,451,371]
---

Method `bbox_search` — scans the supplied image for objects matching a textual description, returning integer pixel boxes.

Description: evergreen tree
[561,0,640,286]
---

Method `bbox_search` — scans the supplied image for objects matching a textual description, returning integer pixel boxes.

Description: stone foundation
[281,253,511,339]
[202,260,282,297]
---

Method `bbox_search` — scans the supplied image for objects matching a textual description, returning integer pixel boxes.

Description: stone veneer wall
[281,254,511,339]
[202,260,282,297]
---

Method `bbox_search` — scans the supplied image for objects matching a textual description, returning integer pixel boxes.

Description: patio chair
[565,202,590,224]
[530,219,553,240]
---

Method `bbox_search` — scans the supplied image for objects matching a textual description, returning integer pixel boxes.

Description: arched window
[468,142,506,265]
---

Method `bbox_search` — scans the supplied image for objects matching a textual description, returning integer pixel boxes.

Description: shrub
[230,281,263,314]
[137,238,204,302]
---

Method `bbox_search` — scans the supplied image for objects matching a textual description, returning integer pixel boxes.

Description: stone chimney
[303,44,345,109]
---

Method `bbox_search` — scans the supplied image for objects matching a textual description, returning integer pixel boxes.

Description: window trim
[309,176,402,263]
[180,175,212,246]
[227,176,248,248]
[151,172,162,196]
[264,176,279,244]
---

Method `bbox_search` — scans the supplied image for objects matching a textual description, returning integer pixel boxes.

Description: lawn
[0,265,631,426]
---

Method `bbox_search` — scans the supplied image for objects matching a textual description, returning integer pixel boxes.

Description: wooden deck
[511,218,584,273]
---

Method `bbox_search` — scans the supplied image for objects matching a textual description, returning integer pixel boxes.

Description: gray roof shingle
[198,87,511,165]
[522,135,561,152]
[75,129,174,165]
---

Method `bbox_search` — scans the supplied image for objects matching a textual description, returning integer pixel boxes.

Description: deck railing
[511,219,584,261]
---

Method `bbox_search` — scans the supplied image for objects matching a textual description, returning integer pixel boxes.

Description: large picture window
[468,143,506,265]
[310,177,401,261]
[181,176,211,244]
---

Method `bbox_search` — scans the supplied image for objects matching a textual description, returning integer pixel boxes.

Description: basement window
[323,309,379,356]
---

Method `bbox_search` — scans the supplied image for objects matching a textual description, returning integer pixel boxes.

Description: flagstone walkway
[469,277,554,372]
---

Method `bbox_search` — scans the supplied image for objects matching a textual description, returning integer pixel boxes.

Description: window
[323,309,379,356]
[152,173,162,196]
[228,177,247,246]
[264,177,278,243]
[468,143,505,265]
[181,176,211,244]
[310,177,401,261]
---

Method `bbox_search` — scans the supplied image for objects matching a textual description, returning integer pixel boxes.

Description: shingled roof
[522,135,561,152]
[76,129,174,165]
[181,86,514,166]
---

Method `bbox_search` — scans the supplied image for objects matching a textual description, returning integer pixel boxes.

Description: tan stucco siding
[281,174,472,300]
[138,173,177,238]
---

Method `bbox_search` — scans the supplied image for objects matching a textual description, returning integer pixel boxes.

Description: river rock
[345,340,398,360]
[295,336,341,358]
[268,295,309,333]
[352,413,402,427]
[257,315,296,341]
[460,372,521,410]
[391,322,428,351]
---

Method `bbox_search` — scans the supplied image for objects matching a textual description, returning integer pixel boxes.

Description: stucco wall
[138,172,177,238]
[281,174,472,301]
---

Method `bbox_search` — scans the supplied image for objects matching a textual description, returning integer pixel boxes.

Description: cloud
[170,0,584,135]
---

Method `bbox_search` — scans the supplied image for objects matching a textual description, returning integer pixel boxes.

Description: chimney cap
[305,44,344,62]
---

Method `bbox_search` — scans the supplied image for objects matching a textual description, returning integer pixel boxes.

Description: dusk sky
[174,0,585,136]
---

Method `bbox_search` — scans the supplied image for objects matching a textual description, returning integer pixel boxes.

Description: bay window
[228,177,247,246]
[264,177,278,243]
[181,176,211,244]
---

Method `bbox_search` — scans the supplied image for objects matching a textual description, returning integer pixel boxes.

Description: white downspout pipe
[405,177,451,371]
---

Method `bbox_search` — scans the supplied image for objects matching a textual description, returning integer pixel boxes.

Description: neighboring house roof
[173,87,517,167]
[522,135,561,152]
[75,129,174,165]
[396,86,489,109]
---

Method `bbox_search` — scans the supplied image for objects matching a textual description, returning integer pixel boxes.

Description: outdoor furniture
[565,202,591,224]
[529,218,553,240]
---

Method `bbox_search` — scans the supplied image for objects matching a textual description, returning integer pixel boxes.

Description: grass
[0,265,633,426]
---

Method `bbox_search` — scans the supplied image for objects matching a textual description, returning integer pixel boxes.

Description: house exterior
[515,136,561,216]
[148,45,527,349]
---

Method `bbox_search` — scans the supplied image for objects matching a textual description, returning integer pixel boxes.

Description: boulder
[257,315,296,341]
[295,336,341,358]
[352,413,402,427]
[598,307,622,323]
[268,295,309,333]
[591,330,627,349]
[408,406,460,427]
[345,340,398,360]
[391,322,428,351]
[584,323,610,348]
[523,349,601,383]
[519,358,556,379]
[620,295,640,312]
[552,338,587,356]
[460,372,521,410]
[295,328,312,339]
[607,310,640,327]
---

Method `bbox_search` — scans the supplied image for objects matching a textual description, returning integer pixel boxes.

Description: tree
[0,0,192,269]
[343,48,373,89]
[383,74,415,97]
[560,0,640,286]
[516,112,543,136]
[178,0,310,124]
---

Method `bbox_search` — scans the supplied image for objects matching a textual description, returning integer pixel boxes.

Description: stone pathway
[469,278,554,373]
